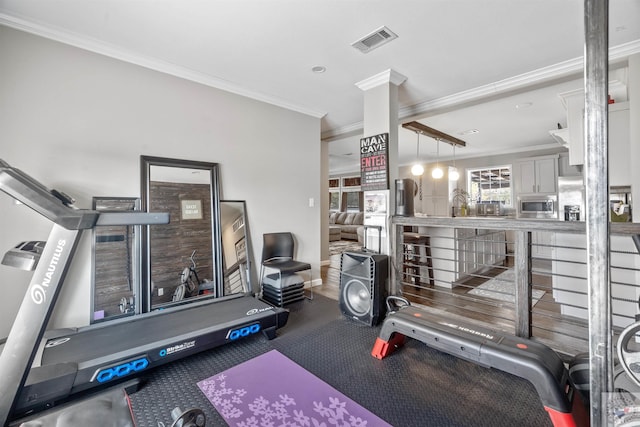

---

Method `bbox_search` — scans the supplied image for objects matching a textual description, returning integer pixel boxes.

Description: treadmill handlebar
[0,159,169,229]
[96,212,170,226]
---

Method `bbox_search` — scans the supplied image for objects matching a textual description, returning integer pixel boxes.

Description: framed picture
[181,199,203,220]
[235,237,246,263]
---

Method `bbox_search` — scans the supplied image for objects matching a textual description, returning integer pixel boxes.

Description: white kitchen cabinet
[455,228,506,277]
[456,228,477,275]
[609,102,631,187]
[516,155,558,195]
[558,153,582,177]
[418,174,450,216]
[531,231,553,259]
[561,87,630,182]
[551,233,639,328]
[478,229,507,267]
[563,91,585,166]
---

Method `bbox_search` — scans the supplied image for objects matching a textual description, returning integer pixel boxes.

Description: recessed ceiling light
[459,129,479,136]
[515,102,533,109]
[311,66,326,73]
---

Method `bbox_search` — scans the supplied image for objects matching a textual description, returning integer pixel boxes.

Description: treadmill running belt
[41,295,276,365]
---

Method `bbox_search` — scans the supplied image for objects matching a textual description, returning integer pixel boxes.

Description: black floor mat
[128,295,553,427]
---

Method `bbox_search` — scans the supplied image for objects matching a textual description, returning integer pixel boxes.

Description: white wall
[0,26,321,336]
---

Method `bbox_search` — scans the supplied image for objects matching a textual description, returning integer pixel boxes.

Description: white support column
[628,53,640,224]
[356,69,407,255]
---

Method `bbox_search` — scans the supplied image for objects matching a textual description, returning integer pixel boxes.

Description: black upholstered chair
[260,232,312,305]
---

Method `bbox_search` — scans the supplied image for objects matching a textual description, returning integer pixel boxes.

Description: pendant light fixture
[449,144,460,181]
[411,131,424,176]
[431,138,444,179]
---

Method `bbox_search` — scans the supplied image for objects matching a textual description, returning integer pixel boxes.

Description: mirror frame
[220,200,253,295]
[140,155,223,312]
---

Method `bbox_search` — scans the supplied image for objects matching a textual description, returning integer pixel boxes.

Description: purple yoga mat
[197,350,391,426]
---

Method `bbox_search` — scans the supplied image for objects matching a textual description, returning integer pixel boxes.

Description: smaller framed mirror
[91,197,140,323]
[220,200,252,294]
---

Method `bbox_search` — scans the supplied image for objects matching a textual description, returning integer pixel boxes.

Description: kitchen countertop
[392,215,640,235]
[394,215,571,232]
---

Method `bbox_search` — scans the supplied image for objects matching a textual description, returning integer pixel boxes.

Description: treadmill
[0,159,289,424]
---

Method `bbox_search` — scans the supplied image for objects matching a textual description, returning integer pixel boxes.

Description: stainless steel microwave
[517,196,557,219]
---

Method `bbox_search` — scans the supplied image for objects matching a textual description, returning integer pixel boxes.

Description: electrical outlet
[158,288,164,296]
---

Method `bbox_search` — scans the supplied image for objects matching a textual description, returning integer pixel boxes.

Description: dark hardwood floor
[318,247,591,358]
[317,253,341,301]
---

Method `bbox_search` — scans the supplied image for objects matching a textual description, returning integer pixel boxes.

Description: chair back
[262,232,295,262]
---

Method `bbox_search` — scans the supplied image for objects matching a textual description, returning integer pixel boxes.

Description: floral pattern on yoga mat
[197,350,390,427]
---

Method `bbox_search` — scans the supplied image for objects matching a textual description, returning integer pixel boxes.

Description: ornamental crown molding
[0,13,328,119]
[355,69,407,91]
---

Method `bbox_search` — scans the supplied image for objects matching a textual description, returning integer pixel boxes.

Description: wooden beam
[402,121,466,147]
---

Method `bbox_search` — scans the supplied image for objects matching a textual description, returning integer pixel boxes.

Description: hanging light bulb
[411,131,424,176]
[431,138,443,179]
[432,166,444,179]
[411,164,424,176]
[449,144,460,181]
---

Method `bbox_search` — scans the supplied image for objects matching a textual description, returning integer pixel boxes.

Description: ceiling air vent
[351,26,398,53]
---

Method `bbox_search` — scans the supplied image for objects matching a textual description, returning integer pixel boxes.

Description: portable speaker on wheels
[339,252,389,326]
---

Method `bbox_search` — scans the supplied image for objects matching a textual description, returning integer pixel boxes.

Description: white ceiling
[1,1,639,174]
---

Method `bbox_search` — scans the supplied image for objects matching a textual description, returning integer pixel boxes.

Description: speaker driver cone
[343,279,371,316]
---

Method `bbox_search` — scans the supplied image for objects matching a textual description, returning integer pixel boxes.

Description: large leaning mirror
[141,156,224,311]
[220,200,252,295]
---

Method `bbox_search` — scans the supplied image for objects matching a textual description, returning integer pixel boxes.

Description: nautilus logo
[31,284,46,304]
[30,239,66,305]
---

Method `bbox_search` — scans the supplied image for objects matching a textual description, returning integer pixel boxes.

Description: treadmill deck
[16,294,288,417]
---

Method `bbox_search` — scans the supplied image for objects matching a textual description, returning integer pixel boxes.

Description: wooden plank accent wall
[93,198,137,319]
[149,181,214,304]
[94,225,133,317]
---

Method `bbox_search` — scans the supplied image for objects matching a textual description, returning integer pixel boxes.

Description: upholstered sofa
[329,211,364,241]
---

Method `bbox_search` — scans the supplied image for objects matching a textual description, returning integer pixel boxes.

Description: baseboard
[305,278,324,287]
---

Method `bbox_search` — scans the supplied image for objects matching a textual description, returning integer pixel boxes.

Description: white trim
[322,122,363,141]
[355,69,407,91]
[307,278,323,287]
[400,41,640,119]
[324,39,640,140]
[0,13,328,119]
[3,12,638,135]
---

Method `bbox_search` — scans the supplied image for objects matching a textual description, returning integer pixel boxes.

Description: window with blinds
[467,166,512,206]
